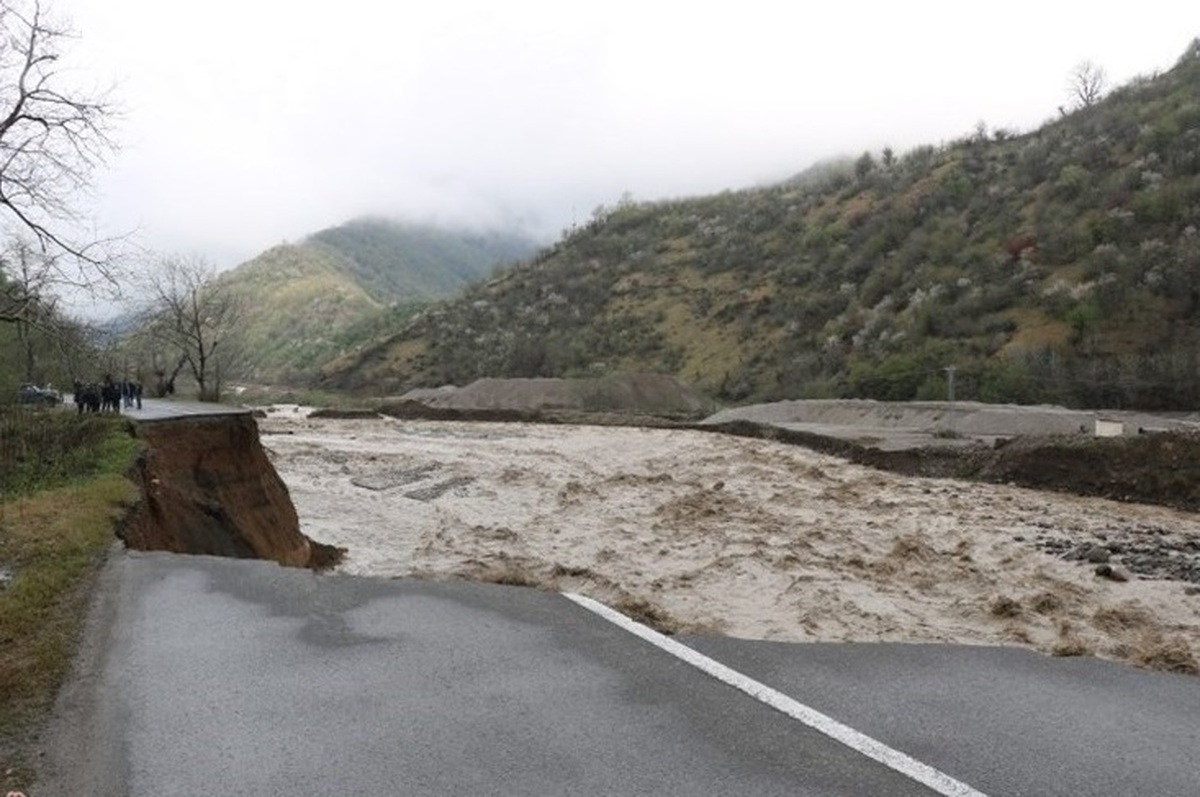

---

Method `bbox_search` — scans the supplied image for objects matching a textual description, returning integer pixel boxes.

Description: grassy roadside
[0,408,140,794]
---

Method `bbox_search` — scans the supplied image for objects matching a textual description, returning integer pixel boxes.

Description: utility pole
[944,365,957,436]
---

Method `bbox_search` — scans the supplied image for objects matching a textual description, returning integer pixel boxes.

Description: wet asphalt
[69,396,251,421]
[39,552,1200,796]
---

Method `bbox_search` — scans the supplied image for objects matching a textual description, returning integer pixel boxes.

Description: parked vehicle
[17,383,63,406]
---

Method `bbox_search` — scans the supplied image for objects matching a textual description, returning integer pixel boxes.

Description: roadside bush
[0,409,132,497]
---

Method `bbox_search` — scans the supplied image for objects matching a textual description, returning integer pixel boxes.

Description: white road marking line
[563,592,990,797]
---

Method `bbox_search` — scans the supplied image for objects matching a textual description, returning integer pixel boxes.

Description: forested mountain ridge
[306,217,541,303]
[215,218,541,384]
[214,243,385,384]
[320,41,1200,409]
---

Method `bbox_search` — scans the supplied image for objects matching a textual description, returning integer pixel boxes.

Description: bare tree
[0,236,100,388]
[118,319,186,398]
[141,257,242,402]
[1067,60,1107,110]
[0,0,120,292]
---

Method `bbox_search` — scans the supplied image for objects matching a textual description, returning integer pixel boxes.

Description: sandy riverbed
[257,407,1200,674]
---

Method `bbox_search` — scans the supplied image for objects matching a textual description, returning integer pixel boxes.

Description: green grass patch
[0,410,140,793]
[0,408,134,497]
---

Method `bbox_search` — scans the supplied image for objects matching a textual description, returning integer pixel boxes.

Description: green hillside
[320,40,1200,409]
[215,244,387,384]
[215,219,541,384]
[307,217,540,303]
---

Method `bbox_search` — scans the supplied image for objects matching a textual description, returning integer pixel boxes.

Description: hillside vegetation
[321,41,1200,410]
[216,243,389,384]
[0,270,98,396]
[215,218,540,384]
[309,217,541,303]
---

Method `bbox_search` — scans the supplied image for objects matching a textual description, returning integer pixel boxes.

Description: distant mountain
[319,40,1200,410]
[306,217,541,303]
[215,243,385,384]
[216,218,541,384]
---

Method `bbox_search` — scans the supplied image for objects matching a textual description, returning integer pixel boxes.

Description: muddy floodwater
[258,408,1200,675]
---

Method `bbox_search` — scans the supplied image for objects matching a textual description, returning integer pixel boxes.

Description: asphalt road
[64,395,251,421]
[685,637,1200,796]
[39,552,1200,796]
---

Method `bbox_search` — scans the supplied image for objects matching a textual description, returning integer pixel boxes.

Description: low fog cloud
[56,0,1195,269]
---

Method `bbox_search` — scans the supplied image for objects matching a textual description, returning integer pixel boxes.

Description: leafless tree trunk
[149,351,187,397]
[140,257,242,402]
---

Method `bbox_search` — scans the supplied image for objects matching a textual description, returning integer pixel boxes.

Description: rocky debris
[1033,526,1200,584]
[405,476,475,502]
[1095,564,1130,582]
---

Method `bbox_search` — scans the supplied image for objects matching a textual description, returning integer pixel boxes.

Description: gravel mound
[397,374,709,416]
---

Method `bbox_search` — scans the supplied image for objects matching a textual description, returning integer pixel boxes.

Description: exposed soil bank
[120,413,343,569]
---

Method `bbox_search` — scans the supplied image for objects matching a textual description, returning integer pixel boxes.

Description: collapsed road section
[120,408,342,569]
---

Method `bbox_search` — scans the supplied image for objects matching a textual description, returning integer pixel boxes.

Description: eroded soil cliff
[120,413,342,569]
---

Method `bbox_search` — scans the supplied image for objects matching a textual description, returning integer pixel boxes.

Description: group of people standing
[72,376,142,414]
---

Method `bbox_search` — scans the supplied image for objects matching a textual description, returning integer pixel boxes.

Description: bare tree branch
[1067,60,1107,110]
[139,256,242,401]
[0,234,102,383]
[0,0,122,294]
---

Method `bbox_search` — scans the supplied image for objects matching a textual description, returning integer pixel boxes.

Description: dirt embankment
[119,414,343,569]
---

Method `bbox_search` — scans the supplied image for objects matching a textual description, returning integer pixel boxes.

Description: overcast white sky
[57,0,1198,270]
